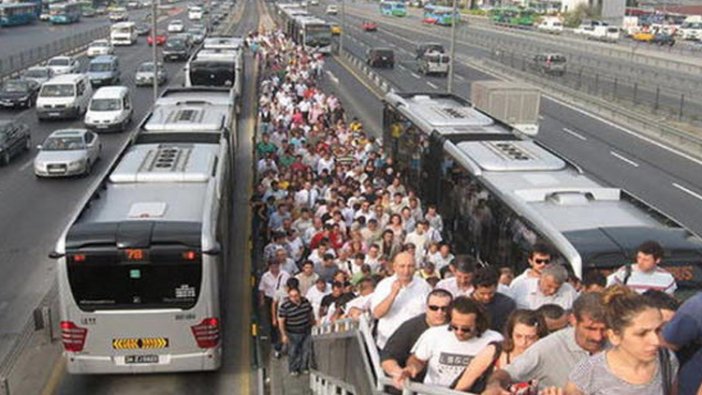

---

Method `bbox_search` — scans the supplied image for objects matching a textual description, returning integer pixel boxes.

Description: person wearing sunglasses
[381,289,454,386]
[508,243,552,306]
[395,296,503,389]
[520,264,578,311]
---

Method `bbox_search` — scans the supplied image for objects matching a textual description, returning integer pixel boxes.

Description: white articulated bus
[53,87,235,374]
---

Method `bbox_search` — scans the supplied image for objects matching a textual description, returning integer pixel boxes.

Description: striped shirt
[278,297,314,334]
[606,264,677,295]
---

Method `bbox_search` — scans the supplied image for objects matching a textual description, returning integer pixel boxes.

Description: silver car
[22,67,55,86]
[135,62,168,86]
[34,129,101,177]
[46,56,81,76]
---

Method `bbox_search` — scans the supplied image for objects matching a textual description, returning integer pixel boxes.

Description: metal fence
[0,25,110,81]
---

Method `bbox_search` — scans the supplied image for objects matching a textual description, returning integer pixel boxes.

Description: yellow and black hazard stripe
[112,338,169,350]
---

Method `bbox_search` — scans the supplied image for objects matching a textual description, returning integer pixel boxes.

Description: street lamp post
[339,0,346,54]
[447,0,457,94]
[151,0,158,103]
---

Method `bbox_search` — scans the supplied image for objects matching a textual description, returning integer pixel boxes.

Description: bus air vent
[493,142,531,161]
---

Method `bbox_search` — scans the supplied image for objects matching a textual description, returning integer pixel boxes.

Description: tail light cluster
[61,321,88,352]
[191,317,220,349]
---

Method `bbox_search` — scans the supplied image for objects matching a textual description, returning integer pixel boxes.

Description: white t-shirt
[412,325,504,387]
[370,275,432,348]
[522,282,578,310]
[606,264,677,295]
[258,270,291,299]
[435,278,474,299]
[306,284,331,318]
[509,270,539,307]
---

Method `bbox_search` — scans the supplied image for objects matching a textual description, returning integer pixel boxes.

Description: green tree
[563,3,600,27]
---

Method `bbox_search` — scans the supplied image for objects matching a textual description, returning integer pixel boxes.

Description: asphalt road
[310,1,702,239]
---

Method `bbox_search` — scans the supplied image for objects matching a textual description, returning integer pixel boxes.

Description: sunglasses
[534,259,550,264]
[428,305,449,312]
[449,324,475,334]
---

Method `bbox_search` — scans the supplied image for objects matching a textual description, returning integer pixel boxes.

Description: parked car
[22,67,54,86]
[366,47,394,68]
[46,56,80,75]
[0,119,31,166]
[362,21,378,31]
[167,19,184,33]
[87,39,114,58]
[135,61,168,86]
[415,42,445,59]
[147,32,167,46]
[537,17,563,34]
[0,79,40,109]
[34,129,101,177]
[532,53,567,76]
[326,4,338,14]
[162,36,190,61]
[650,32,676,46]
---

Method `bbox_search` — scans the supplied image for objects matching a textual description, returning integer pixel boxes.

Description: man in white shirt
[404,221,431,262]
[435,257,476,298]
[258,261,291,356]
[606,240,677,295]
[509,243,552,308]
[520,264,578,310]
[371,252,432,349]
[295,260,319,296]
[305,278,331,319]
[429,243,455,276]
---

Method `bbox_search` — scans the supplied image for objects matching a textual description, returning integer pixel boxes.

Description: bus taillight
[191,318,220,348]
[60,321,88,352]
[182,250,198,261]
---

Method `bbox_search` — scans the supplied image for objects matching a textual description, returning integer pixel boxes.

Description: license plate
[125,355,159,364]
[97,124,109,129]
[48,112,60,117]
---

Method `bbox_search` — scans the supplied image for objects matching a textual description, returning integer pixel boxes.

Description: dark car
[532,53,567,76]
[0,119,31,166]
[651,33,675,46]
[135,23,151,35]
[0,79,39,109]
[415,42,445,59]
[366,47,395,68]
[162,37,190,61]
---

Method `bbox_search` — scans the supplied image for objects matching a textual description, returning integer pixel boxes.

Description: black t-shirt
[484,292,517,332]
[380,313,429,370]
[320,293,339,311]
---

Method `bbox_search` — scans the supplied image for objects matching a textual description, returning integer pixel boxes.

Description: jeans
[287,332,311,373]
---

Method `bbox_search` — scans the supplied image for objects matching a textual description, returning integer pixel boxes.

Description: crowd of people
[250,29,702,394]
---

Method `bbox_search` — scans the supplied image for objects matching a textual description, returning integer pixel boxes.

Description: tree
[563,3,600,27]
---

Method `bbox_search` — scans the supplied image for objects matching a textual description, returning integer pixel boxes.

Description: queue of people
[251,28,702,394]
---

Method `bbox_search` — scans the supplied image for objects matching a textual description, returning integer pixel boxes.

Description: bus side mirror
[49,251,63,259]
[203,243,221,256]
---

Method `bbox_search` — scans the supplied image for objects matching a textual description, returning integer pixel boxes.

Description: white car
[34,129,101,177]
[46,56,80,75]
[309,0,319,5]
[167,19,185,33]
[86,39,114,58]
[22,67,55,86]
[326,5,338,14]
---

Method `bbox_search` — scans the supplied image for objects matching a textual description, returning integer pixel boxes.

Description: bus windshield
[305,25,331,46]
[189,61,235,86]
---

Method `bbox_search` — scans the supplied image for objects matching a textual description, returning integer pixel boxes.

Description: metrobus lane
[0,10,195,373]
[320,4,702,238]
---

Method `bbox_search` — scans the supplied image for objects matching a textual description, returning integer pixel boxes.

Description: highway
[306,1,702,239]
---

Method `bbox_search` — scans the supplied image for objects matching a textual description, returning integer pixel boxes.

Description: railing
[311,317,474,395]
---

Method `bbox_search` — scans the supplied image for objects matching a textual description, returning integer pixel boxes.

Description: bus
[53,87,235,374]
[489,6,536,27]
[185,39,244,99]
[379,1,407,17]
[49,2,81,24]
[382,91,702,294]
[291,16,332,54]
[275,3,309,38]
[422,4,458,26]
[0,3,38,27]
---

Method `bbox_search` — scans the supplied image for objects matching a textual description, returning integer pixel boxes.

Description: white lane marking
[19,159,33,172]
[325,70,339,84]
[672,183,702,202]
[610,151,639,167]
[456,75,465,81]
[411,73,421,79]
[427,81,438,89]
[397,64,406,70]
[562,127,587,141]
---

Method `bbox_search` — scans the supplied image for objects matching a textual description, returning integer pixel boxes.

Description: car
[135,61,168,86]
[532,52,567,76]
[418,50,449,76]
[330,23,341,35]
[632,31,655,42]
[0,79,40,109]
[81,8,96,17]
[0,119,31,166]
[108,8,128,22]
[366,47,394,68]
[650,32,675,46]
[187,27,206,44]
[309,0,319,5]
[22,67,54,86]
[135,23,150,35]
[147,32,167,46]
[167,19,184,33]
[126,0,139,9]
[326,4,338,15]
[87,39,114,58]
[162,36,191,61]
[84,86,133,132]
[415,42,445,59]
[46,56,80,75]
[87,55,120,87]
[39,12,50,21]
[34,129,101,177]
[362,21,378,31]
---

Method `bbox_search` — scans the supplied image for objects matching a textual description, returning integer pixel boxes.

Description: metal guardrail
[0,25,110,81]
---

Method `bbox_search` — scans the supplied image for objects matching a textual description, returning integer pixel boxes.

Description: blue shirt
[663,292,702,395]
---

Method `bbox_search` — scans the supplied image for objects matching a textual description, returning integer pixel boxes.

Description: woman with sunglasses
[451,309,549,392]
[395,296,503,389]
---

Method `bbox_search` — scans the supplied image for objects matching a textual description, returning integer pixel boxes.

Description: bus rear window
[66,248,202,311]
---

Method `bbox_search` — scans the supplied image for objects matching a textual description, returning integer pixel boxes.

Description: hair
[502,310,549,352]
[601,285,655,333]
[473,267,499,288]
[302,260,314,268]
[451,296,490,337]
[453,255,477,275]
[643,289,680,312]
[582,270,607,289]
[636,240,664,260]
[357,276,376,291]
[572,292,607,323]
[331,281,344,289]
[536,304,566,320]
[286,277,300,289]
[529,242,552,259]
[426,288,453,303]
[541,264,568,284]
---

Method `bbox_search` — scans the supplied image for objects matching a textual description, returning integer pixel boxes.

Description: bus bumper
[64,348,221,374]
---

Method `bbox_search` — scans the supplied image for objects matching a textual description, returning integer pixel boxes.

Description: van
[87,55,120,87]
[36,74,93,121]
[418,51,449,76]
[84,86,133,132]
[110,21,137,45]
[537,17,563,34]
[532,53,567,76]
[415,42,445,59]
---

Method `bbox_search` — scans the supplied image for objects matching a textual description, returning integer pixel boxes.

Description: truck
[679,15,701,41]
[470,81,541,136]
